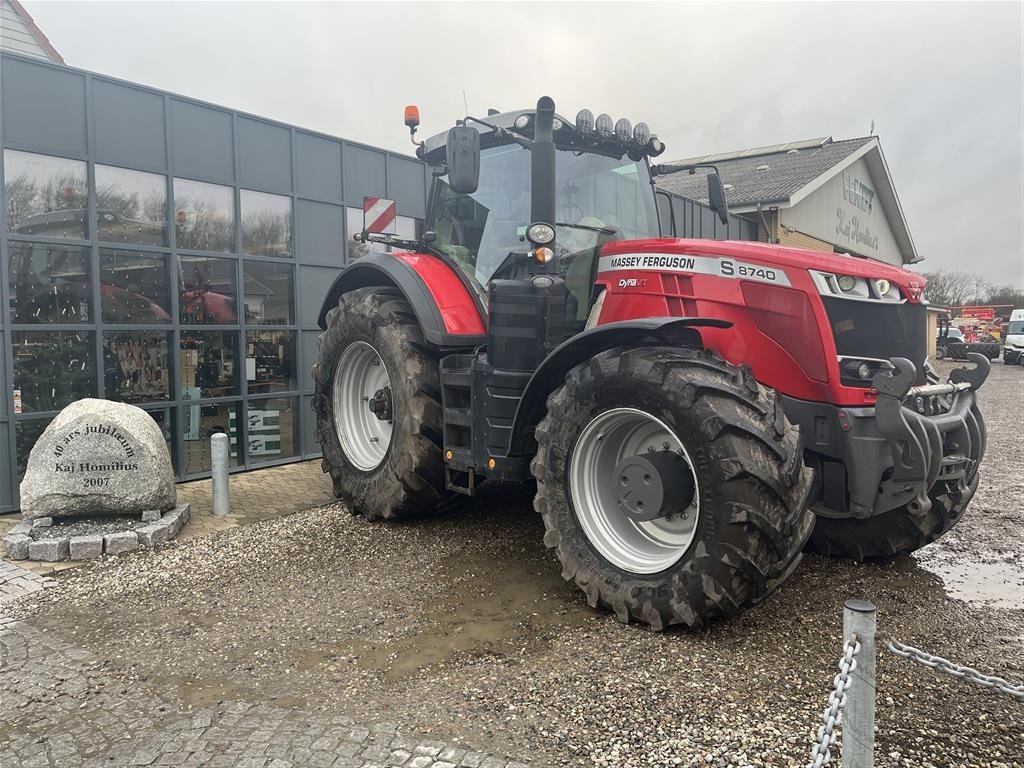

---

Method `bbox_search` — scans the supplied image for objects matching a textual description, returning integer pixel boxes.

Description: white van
[1004,309,1024,364]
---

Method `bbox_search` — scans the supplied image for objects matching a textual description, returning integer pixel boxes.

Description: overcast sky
[25,1,1024,287]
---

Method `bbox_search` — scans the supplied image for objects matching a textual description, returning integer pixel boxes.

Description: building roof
[657,135,919,264]
[0,0,63,63]
[656,136,875,206]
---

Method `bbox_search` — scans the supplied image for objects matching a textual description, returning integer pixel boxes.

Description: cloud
[25,0,1024,286]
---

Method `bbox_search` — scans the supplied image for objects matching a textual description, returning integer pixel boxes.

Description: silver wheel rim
[332,341,393,471]
[569,407,701,574]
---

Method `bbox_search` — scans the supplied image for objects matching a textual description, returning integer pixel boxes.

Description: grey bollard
[211,432,230,516]
[843,599,876,768]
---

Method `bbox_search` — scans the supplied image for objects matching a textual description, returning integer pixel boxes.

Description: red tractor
[312,98,988,629]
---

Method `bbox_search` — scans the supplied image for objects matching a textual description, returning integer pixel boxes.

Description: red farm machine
[311,98,989,629]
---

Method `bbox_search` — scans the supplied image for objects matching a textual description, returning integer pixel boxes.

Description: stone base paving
[0,619,528,768]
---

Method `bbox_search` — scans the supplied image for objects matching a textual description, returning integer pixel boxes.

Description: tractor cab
[406,104,726,333]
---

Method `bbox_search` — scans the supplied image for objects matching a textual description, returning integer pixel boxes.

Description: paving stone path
[0,560,55,605]
[0,618,528,768]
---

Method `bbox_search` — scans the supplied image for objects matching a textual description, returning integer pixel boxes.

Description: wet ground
[2,359,1022,767]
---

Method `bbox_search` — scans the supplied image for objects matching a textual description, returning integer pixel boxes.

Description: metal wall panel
[294,131,342,201]
[92,80,166,171]
[0,423,10,513]
[300,330,320,391]
[169,98,234,183]
[342,144,386,202]
[297,265,339,327]
[237,117,291,193]
[295,199,344,266]
[386,156,427,219]
[1,57,86,156]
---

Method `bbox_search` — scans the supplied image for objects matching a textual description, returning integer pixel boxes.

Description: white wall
[0,1,50,61]
[779,156,904,266]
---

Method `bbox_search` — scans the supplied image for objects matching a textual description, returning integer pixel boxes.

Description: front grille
[823,298,927,385]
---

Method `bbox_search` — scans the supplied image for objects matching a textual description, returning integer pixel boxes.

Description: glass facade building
[0,51,426,511]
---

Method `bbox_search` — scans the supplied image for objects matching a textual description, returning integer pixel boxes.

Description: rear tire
[532,346,815,629]
[806,474,979,561]
[312,287,446,520]
[1004,351,1020,365]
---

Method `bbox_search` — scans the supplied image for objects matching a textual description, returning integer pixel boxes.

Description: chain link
[884,638,1024,699]
[806,635,861,768]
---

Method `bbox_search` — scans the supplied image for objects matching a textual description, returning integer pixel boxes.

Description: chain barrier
[806,635,861,768]
[883,637,1024,699]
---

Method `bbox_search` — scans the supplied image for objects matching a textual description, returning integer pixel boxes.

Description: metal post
[211,432,230,516]
[843,599,876,768]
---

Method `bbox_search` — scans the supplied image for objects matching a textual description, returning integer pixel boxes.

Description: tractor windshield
[427,144,658,292]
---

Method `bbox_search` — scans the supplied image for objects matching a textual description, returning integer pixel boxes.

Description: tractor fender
[316,252,486,348]
[508,317,732,454]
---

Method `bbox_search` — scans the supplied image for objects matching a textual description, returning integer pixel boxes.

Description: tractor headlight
[614,118,632,141]
[836,274,857,292]
[872,278,900,301]
[575,109,595,133]
[526,222,556,245]
[552,118,564,131]
[633,122,651,143]
[595,113,614,138]
[513,114,531,130]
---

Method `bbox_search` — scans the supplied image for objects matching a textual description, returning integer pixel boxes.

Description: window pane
[12,331,95,412]
[16,417,52,480]
[103,330,171,403]
[180,330,238,398]
[178,255,238,324]
[8,240,91,324]
[182,401,241,474]
[243,261,293,324]
[173,178,234,252]
[245,330,296,394]
[246,397,298,462]
[95,165,168,245]
[99,249,171,324]
[3,150,88,239]
[143,406,177,474]
[345,207,370,261]
[241,190,292,257]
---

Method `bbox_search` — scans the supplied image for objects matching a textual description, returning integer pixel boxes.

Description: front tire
[532,346,815,629]
[312,287,446,520]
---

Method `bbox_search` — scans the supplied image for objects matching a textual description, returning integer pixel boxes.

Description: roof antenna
[463,90,469,115]
[869,119,876,136]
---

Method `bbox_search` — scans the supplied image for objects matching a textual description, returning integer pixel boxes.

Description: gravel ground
[5,360,1023,767]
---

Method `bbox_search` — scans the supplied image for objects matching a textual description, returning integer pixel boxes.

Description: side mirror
[707,172,730,226]
[446,126,480,194]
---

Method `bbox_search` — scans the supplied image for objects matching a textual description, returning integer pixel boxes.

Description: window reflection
[174,178,234,252]
[243,261,293,324]
[183,401,241,474]
[345,207,417,260]
[241,190,292,257]
[143,406,177,473]
[180,330,238,398]
[16,417,52,480]
[12,331,95,413]
[103,331,171,403]
[3,150,88,239]
[8,241,91,324]
[95,165,168,246]
[178,255,238,324]
[245,397,298,462]
[100,249,171,323]
[245,330,295,393]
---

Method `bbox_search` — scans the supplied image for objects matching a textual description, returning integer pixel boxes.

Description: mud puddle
[297,552,598,680]
[914,556,1023,610]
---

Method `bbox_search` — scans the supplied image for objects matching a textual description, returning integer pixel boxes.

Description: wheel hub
[614,451,696,522]
[368,387,393,422]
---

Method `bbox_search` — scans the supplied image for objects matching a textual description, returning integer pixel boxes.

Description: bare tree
[922,270,989,308]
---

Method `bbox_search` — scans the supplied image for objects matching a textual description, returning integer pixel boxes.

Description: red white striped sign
[363,196,397,234]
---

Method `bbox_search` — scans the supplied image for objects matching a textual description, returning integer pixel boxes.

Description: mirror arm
[650,162,721,177]
[462,116,534,150]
